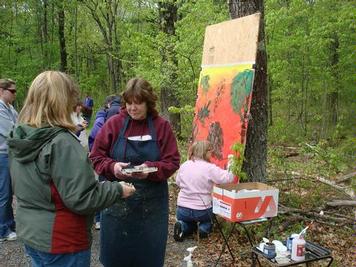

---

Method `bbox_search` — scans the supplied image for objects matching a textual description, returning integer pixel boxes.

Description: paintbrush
[298,220,314,237]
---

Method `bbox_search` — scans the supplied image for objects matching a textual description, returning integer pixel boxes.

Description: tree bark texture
[58,1,67,72]
[42,0,49,68]
[158,1,181,138]
[328,32,339,126]
[228,0,268,182]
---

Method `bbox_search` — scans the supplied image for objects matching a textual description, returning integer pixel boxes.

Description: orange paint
[192,64,254,171]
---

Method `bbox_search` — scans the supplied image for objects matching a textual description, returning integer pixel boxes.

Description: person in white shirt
[174,140,234,241]
[71,102,88,150]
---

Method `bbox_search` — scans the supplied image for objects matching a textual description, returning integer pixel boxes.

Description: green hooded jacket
[8,124,123,253]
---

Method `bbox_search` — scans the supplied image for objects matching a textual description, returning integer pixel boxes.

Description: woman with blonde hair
[174,140,234,242]
[8,71,135,267]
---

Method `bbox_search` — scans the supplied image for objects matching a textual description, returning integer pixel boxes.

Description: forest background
[0,0,354,148]
[1,0,355,178]
[1,0,355,265]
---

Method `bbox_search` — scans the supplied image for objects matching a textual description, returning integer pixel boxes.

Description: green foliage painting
[231,70,254,119]
[200,75,210,94]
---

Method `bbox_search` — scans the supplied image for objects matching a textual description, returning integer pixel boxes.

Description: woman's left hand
[133,164,149,179]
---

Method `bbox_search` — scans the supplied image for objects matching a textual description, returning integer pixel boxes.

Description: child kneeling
[174,140,234,241]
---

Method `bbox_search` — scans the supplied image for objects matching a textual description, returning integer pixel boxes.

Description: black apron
[100,116,168,267]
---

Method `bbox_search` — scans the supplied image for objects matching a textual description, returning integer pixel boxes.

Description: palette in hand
[122,166,158,175]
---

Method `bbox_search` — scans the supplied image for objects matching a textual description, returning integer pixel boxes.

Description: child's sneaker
[0,231,17,242]
[173,221,184,242]
[95,222,101,230]
[199,231,209,239]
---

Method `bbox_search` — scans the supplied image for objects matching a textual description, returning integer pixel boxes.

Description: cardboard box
[212,182,279,222]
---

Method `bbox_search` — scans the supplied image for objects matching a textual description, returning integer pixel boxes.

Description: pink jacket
[176,159,234,210]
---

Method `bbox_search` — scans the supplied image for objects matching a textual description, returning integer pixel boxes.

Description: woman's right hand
[119,182,136,198]
[113,162,131,179]
[81,120,88,128]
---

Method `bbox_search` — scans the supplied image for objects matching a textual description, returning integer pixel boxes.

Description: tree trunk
[328,33,339,127]
[39,0,49,68]
[43,0,49,67]
[228,0,268,182]
[158,1,181,138]
[268,74,273,126]
[57,1,67,72]
[74,1,79,80]
[321,33,339,138]
[81,0,121,92]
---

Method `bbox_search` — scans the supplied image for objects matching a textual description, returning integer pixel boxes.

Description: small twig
[335,171,356,184]
[278,204,353,225]
[270,171,354,199]
[326,200,356,207]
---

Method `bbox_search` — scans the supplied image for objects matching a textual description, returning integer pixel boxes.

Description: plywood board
[192,13,261,175]
[201,13,260,66]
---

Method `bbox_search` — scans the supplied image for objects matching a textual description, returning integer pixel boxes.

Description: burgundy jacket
[89,109,180,182]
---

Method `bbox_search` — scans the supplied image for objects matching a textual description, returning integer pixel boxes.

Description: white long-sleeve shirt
[176,159,234,210]
[71,112,88,150]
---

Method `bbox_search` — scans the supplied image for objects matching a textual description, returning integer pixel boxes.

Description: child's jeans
[176,206,213,235]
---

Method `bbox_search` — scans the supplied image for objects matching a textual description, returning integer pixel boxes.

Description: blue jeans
[25,245,91,267]
[0,153,15,238]
[94,212,100,223]
[94,175,106,223]
[176,206,213,235]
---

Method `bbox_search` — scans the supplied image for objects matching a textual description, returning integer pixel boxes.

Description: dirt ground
[0,183,200,267]
[0,182,250,267]
[0,227,197,267]
[0,183,353,267]
[0,207,201,267]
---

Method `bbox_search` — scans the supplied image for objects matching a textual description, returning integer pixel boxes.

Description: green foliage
[302,141,348,175]
[266,0,356,144]
[174,0,228,104]
[0,0,354,175]
[229,142,247,182]
[168,105,194,141]
[176,139,189,164]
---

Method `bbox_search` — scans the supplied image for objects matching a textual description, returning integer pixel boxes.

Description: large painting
[191,13,260,175]
[192,63,255,169]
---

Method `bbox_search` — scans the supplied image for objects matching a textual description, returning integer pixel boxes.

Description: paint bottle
[291,235,306,261]
[286,236,293,251]
[287,233,299,251]
[263,242,276,259]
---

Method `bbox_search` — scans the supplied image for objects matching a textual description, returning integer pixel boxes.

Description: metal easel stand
[213,216,273,267]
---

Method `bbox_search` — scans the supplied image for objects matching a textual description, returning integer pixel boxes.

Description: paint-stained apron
[100,116,168,267]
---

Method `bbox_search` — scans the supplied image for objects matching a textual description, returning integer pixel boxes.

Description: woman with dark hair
[90,78,180,267]
[0,78,17,242]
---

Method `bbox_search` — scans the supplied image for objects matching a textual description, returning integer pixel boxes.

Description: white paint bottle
[291,235,306,261]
